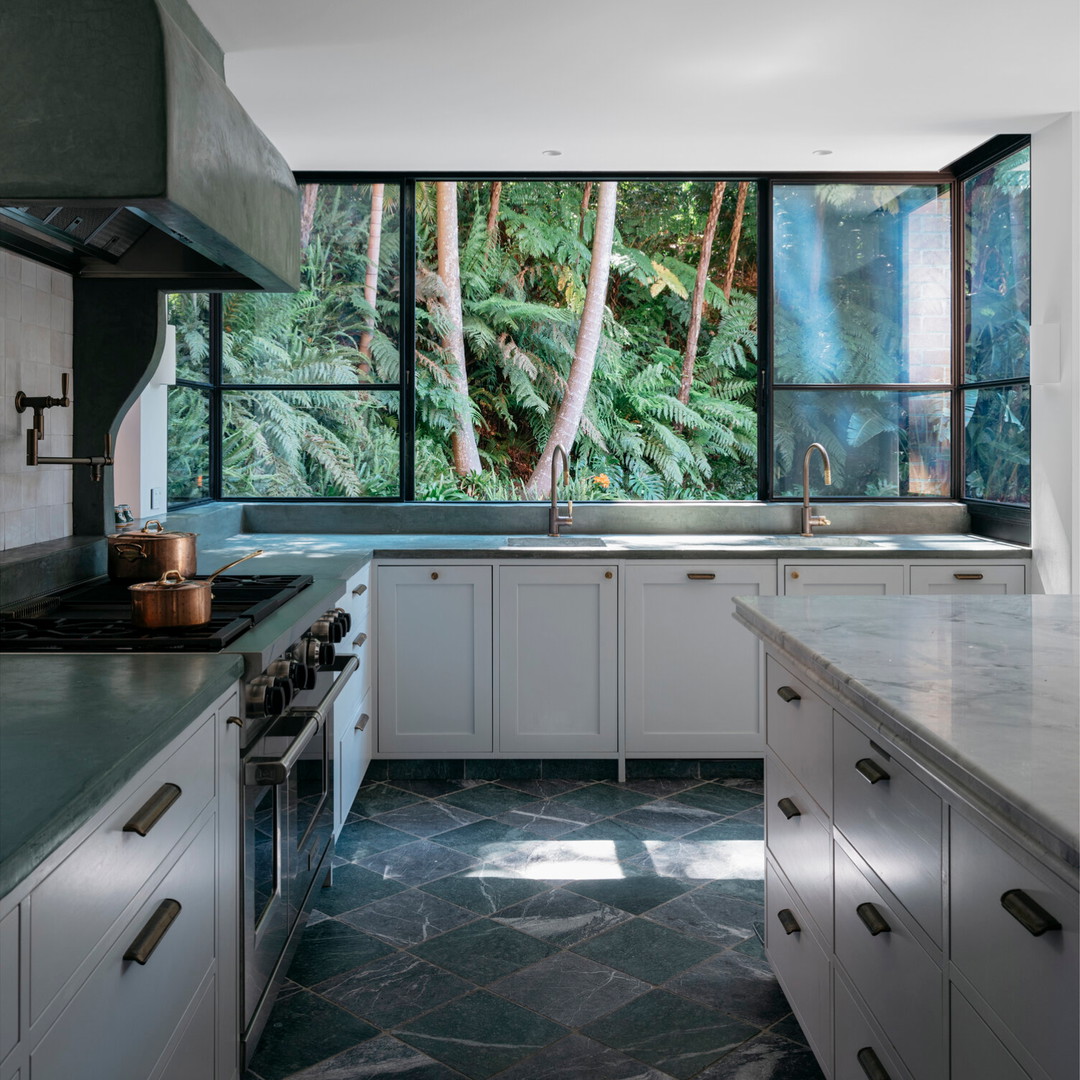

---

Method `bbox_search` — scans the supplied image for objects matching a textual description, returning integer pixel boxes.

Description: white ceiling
[189,0,1080,173]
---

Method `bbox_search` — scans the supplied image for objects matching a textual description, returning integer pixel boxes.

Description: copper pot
[108,520,198,582]
[129,550,263,629]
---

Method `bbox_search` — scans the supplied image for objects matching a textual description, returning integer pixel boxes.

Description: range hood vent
[0,0,299,292]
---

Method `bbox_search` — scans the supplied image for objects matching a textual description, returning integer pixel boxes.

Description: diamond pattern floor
[245,774,825,1080]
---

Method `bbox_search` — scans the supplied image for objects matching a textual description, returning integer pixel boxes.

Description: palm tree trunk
[486,181,502,240]
[677,181,726,406]
[357,183,385,366]
[527,181,618,497]
[436,181,482,475]
[579,181,593,241]
[722,181,750,300]
[299,183,319,248]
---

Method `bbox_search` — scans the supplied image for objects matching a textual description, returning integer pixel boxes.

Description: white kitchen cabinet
[0,684,241,1080]
[333,564,373,832]
[909,562,1027,594]
[623,562,775,754]
[780,561,904,595]
[377,564,493,754]
[498,563,618,753]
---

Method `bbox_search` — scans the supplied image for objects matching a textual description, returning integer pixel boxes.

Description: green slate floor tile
[550,783,655,815]
[246,988,379,1080]
[348,782,425,818]
[693,1031,825,1079]
[285,917,395,987]
[581,989,759,1079]
[667,784,764,817]
[439,783,540,815]
[410,918,557,983]
[419,868,551,915]
[335,819,416,863]
[309,862,407,917]
[572,916,720,983]
[395,990,568,1079]
[565,867,694,913]
[276,1034,466,1080]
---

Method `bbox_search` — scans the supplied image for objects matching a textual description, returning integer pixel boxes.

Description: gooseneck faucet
[548,444,574,537]
[800,442,832,537]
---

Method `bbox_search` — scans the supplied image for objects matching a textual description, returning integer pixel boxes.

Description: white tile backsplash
[0,252,73,551]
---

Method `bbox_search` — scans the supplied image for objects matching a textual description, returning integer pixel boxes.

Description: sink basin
[781,535,880,547]
[505,535,608,547]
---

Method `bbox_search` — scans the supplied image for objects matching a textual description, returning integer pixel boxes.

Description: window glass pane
[964,385,1030,505]
[167,293,211,382]
[223,183,401,385]
[773,183,951,384]
[167,386,210,503]
[414,179,759,500]
[964,147,1030,383]
[773,389,950,497]
[220,390,399,497]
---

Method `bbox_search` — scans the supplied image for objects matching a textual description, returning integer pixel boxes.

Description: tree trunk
[357,183,385,365]
[579,181,593,241]
[299,183,319,248]
[722,181,750,300]
[677,181,726,406]
[436,181,483,475]
[486,181,502,241]
[527,181,618,498]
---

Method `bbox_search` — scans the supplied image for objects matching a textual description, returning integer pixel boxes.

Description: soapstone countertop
[196,532,1029,576]
[734,593,1080,870]
[0,652,244,898]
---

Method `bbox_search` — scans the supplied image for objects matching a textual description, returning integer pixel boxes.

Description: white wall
[1030,112,1080,594]
[0,251,73,550]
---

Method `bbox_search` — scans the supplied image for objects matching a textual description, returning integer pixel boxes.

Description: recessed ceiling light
[541,149,563,157]
[812,149,833,156]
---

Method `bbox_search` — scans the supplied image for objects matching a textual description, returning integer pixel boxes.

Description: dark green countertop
[0,653,244,898]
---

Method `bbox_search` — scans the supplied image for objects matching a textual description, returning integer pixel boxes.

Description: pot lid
[128,570,206,592]
[109,519,197,542]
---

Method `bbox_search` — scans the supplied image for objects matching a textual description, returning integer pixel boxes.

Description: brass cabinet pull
[355,712,371,732]
[123,898,181,965]
[604,571,613,579]
[790,570,800,579]
[353,632,368,648]
[687,572,716,580]
[777,797,801,820]
[856,1046,892,1080]
[855,757,890,785]
[953,573,984,581]
[430,571,439,580]
[776,685,801,703]
[123,783,181,836]
[1000,889,1062,937]
[353,583,368,596]
[856,902,891,936]
[227,715,244,728]
[776,908,801,935]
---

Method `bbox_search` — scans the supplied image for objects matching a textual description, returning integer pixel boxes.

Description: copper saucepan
[129,550,264,629]
[107,519,198,582]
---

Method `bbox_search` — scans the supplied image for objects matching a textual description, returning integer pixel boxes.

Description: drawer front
[833,970,913,1080]
[29,717,215,1024]
[950,985,1030,1080]
[909,563,1026,595]
[30,815,216,1080]
[834,842,944,1080]
[765,657,832,813]
[833,715,942,944]
[339,686,372,827]
[765,859,831,1072]
[950,811,1078,1080]
[765,755,832,944]
[0,905,18,1063]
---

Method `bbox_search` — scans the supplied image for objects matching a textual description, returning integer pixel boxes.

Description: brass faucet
[16,373,114,481]
[800,442,832,536]
[548,445,574,537]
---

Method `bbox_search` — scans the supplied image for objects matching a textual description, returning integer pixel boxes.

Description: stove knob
[264,683,287,717]
[273,677,294,707]
[319,641,336,667]
[247,674,287,718]
[310,617,340,644]
[293,636,321,670]
[332,607,352,633]
[295,661,316,691]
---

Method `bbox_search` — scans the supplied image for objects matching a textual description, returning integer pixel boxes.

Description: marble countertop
[734,594,1080,869]
[0,653,244,897]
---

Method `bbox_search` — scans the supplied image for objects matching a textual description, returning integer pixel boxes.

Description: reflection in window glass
[773,389,950,497]
[220,390,399,497]
[223,183,401,386]
[964,385,1030,505]
[167,293,211,382]
[964,148,1030,383]
[166,386,210,503]
[773,183,952,385]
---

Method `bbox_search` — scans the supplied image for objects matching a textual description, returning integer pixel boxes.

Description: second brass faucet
[801,442,832,536]
[548,445,573,537]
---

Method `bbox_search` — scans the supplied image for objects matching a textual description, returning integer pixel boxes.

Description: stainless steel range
[0,570,362,1067]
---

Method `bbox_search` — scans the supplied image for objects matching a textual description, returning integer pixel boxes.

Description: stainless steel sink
[505,535,608,547]
[780,535,880,547]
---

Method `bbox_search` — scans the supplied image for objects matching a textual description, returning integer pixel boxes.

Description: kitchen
[1,2,1078,1079]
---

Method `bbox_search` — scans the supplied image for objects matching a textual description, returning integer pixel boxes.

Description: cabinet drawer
[30,814,216,1080]
[909,563,1026,595]
[29,717,215,1024]
[765,657,832,813]
[781,563,905,596]
[833,970,913,1080]
[950,812,1078,1080]
[339,686,372,827]
[833,715,942,943]
[765,755,831,944]
[0,905,17,1064]
[950,985,1030,1080]
[765,859,831,1072]
[834,842,944,1080]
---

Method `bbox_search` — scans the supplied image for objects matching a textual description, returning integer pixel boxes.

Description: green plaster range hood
[0,0,299,292]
